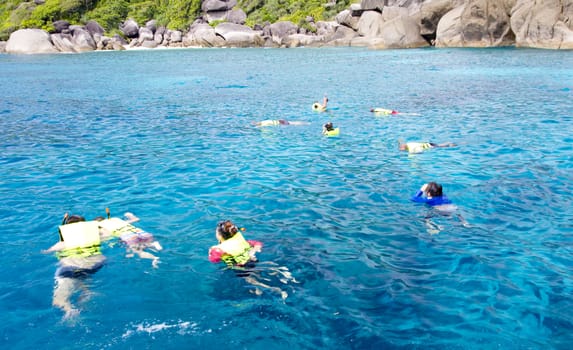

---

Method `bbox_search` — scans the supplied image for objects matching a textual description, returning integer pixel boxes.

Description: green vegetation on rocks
[0,0,352,41]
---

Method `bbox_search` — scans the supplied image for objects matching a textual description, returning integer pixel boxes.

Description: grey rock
[228,9,247,25]
[146,20,157,33]
[361,0,385,12]
[53,20,70,34]
[120,19,140,38]
[183,23,224,47]
[141,40,158,48]
[316,21,338,37]
[202,0,229,12]
[511,0,573,49]
[215,22,254,35]
[436,0,514,48]
[283,34,324,47]
[139,27,154,43]
[371,16,430,49]
[85,20,104,36]
[154,32,164,44]
[269,21,299,44]
[50,33,76,53]
[6,29,58,54]
[336,9,360,30]
[328,25,359,42]
[171,30,183,43]
[71,27,96,51]
[415,0,457,36]
[357,10,385,37]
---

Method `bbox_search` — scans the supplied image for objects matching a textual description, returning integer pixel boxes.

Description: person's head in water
[63,214,85,225]
[425,182,443,198]
[216,220,239,241]
[324,122,334,131]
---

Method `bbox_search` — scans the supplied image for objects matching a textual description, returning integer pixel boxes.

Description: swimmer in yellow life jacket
[208,220,296,300]
[209,220,262,266]
[399,141,456,154]
[312,95,328,112]
[42,213,106,319]
[322,121,340,136]
[370,108,399,115]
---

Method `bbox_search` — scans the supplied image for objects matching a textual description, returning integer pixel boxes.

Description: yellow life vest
[406,142,432,154]
[324,127,340,137]
[98,217,142,237]
[57,221,101,259]
[312,103,326,112]
[217,232,252,266]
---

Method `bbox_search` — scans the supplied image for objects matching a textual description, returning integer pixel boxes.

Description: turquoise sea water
[1,47,572,349]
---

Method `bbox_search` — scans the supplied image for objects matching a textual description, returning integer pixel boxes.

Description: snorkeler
[399,141,456,154]
[97,209,162,268]
[254,119,311,127]
[322,121,339,136]
[208,220,296,299]
[208,220,262,266]
[411,182,470,234]
[42,213,106,319]
[312,95,328,112]
[370,108,399,115]
[370,108,420,116]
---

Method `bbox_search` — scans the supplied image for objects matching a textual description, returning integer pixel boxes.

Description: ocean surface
[1,47,572,349]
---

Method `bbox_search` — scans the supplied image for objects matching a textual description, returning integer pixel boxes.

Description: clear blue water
[1,47,572,349]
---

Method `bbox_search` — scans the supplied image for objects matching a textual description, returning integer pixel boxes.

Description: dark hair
[426,182,443,197]
[64,214,86,225]
[217,220,239,240]
[324,122,334,131]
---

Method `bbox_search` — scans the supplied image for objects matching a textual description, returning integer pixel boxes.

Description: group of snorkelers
[43,209,162,318]
[45,96,467,319]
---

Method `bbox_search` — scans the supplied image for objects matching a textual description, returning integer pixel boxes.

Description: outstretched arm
[123,212,140,224]
[42,241,65,254]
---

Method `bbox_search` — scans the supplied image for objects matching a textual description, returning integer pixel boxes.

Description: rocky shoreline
[1,0,572,54]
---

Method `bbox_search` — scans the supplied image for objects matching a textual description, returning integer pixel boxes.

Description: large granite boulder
[329,25,360,42]
[361,0,385,12]
[357,10,385,37]
[6,29,58,54]
[145,20,157,33]
[183,23,225,47]
[316,21,339,37]
[85,20,105,37]
[436,0,515,47]
[50,33,76,53]
[511,0,573,49]
[283,34,324,47]
[53,20,71,34]
[214,22,263,47]
[415,0,457,36]
[120,19,139,38]
[269,21,299,44]
[227,9,247,25]
[70,27,96,51]
[371,16,430,48]
[336,9,360,30]
[202,0,236,12]
[138,27,154,43]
